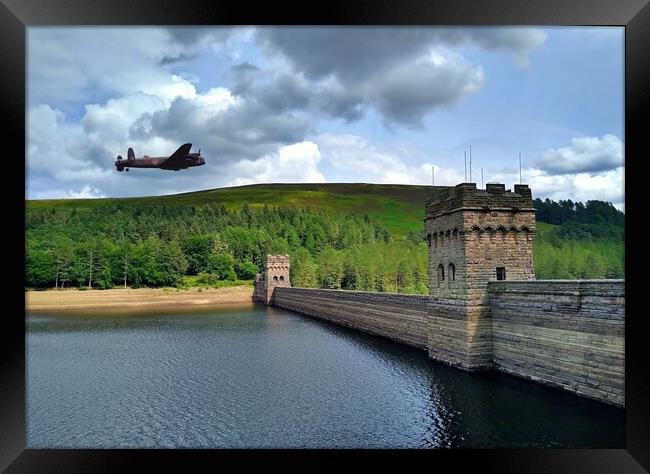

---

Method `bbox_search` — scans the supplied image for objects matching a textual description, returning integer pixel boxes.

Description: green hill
[25,183,624,290]
[27,183,439,237]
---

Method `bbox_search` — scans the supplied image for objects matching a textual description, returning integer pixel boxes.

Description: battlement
[265,254,290,268]
[425,182,536,304]
[425,183,534,220]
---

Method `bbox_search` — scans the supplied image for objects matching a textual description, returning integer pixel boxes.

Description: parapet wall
[488,280,625,407]
[272,287,430,349]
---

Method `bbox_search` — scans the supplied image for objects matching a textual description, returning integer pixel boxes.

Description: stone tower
[425,182,536,302]
[253,254,291,305]
[265,254,291,289]
[424,182,536,369]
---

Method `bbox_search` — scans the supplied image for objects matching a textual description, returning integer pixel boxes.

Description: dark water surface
[26,303,624,448]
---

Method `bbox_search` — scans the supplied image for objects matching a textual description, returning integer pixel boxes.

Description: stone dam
[253,182,625,407]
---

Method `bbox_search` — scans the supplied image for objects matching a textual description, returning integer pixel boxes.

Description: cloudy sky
[27,27,624,209]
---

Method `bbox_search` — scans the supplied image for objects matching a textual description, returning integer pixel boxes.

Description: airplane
[115,143,205,172]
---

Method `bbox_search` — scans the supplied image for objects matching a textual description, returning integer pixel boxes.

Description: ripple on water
[26,307,624,448]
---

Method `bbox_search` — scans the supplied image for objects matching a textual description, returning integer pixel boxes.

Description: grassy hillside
[25,183,624,289]
[27,183,437,237]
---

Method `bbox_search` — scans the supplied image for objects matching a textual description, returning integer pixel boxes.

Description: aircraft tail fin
[128,147,135,160]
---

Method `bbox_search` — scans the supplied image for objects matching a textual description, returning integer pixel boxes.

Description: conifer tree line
[25,198,624,292]
[25,203,423,291]
[532,198,624,279]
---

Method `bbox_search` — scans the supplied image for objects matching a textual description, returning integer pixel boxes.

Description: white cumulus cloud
[317,133,464,185]
[229,141,326,185]
[536,134,623,175]
[483,164,624,211]
[31,185,107,200]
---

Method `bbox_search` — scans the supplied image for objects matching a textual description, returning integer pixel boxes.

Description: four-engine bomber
[115,143,205,172]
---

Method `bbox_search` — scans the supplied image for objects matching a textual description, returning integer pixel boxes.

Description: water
[26,303,624,448]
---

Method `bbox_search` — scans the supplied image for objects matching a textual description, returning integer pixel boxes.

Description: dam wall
[266,281,625,407]
[488,279,625,406]
[272,287,430,349]
[252,183,624,407]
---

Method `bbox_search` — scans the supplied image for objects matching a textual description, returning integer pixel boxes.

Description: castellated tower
[254,254,291,305]
[424,182,536,369]
[425,182,536,302]
[264,254,291,290]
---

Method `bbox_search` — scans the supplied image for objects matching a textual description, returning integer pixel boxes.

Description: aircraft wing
[163,143,192,168]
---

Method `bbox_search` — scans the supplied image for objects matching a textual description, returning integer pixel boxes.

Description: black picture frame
[3,0,648,471]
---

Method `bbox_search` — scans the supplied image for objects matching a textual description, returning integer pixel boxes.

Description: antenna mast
[481,168,484,188]
[469,145,472,182]
[519,152,522,184]
[432,166,435,187]
[464,151,467,182]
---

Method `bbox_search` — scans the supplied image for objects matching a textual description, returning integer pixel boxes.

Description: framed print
[2,0,648,471]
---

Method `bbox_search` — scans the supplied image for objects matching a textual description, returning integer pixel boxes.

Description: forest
[531,198,624,279]
[25,196,624,293]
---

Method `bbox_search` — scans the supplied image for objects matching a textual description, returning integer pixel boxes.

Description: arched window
[279,276,284,282]
[437,264,445,285]
[448,263,455,283]
[273,276,278,283]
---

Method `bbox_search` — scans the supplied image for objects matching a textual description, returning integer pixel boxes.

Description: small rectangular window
[496,267,506,280]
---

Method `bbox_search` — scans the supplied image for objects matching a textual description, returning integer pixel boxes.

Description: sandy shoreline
[25,286,255,312]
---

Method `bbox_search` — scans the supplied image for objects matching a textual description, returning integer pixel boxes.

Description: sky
[26,26,625,210]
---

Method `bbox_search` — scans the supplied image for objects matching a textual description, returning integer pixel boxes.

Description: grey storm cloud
[256,73,312,112]
[230,63,366,122]
[315,88,366,123]
[536,134,623,175]
[256,28,437,80]
[229,53,484,128]
[166,27,232,46]
[370,57,484,128]
[130,95,313,163]
[229,62,260,95]
[255,27,546,78]
[249,27,544,127]
[159,52,197,65]
[160,28,232,64]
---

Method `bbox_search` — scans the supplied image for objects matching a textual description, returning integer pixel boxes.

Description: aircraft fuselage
[115,144,205,172]
[117,155,204,171]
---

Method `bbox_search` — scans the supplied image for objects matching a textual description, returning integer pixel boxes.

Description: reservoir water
[26,303,624,448]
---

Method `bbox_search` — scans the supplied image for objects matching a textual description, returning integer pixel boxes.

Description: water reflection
[26,305,624,448]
